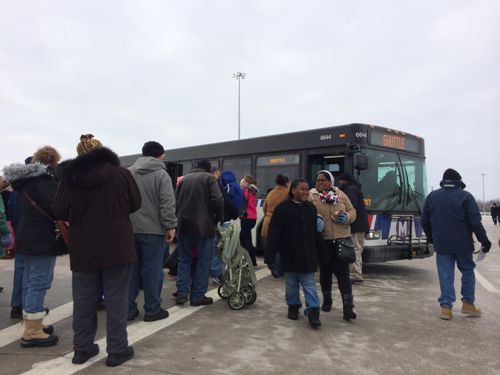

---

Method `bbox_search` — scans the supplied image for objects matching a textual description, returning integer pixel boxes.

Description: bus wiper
[395,155,404,205]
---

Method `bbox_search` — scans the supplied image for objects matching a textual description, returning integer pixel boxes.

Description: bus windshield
[356,149,427,213]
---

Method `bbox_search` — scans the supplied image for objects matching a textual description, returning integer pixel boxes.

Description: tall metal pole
[481,173,486,213]
[233,72,246,140]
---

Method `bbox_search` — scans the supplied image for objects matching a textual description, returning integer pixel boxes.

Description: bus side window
[222,157,252,183]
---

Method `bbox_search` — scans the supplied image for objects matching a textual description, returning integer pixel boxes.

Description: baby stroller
[216,222,257,310]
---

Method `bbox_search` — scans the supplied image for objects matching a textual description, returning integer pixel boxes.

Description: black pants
[493,216,498,225]
[240,218,257,265]
[72,264,132,354]
[319,240,352,295]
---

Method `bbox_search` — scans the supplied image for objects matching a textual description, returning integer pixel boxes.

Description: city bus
[121,123,432,263]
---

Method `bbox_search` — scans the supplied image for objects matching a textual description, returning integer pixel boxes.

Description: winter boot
[440,306,452,320]
[20,319,58,347]
[342,294,357,321]
[321,290,333,312]
[308,308,322,329]
[461,302,481,316]
[287,305,301,320]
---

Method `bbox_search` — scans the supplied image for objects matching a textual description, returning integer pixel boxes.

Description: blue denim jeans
[436,252,475,307]
[128,234,165,316]
[11,253,26,308]
[209,237,223,279]
[284,272,320,309]
[22,255,56,317]
[176,236,212,301]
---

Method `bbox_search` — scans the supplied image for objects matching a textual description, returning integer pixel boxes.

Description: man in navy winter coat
[421,168,491,320]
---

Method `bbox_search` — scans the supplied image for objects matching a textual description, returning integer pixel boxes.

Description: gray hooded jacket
[128,157,177,235]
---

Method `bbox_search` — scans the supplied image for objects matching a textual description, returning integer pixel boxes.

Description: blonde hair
[32,146,61,167]
[77,134,103,155]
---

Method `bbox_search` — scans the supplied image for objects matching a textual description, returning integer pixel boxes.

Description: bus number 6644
[320,134,332,141]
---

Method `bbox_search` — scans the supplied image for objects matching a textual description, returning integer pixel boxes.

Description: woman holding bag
[309,170,357,321]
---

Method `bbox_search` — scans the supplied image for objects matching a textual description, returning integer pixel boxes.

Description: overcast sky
[1,0,499,201]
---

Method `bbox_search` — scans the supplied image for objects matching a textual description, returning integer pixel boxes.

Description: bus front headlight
[366,230,380,240]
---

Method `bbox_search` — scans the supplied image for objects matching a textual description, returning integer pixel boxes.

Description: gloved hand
[481,239,492,253]
[0,233,12,248]
[316,215,325,232]
[334,212,349,225]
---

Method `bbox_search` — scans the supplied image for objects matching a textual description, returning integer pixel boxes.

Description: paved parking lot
[0,222,499,375]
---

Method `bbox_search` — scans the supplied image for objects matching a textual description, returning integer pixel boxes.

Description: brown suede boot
[440,306,452,320]
[461,302,481,316]
[21,319,59,348]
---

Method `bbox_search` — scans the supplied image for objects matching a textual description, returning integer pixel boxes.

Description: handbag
[333,237,356,263]
[23,191,69,252]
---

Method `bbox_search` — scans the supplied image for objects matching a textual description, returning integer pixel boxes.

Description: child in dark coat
[265,179,326,328]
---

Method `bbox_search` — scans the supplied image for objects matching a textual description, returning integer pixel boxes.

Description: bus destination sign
[368,128,420,153]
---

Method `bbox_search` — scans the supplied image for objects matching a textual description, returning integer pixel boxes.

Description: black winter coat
[265,199,326,273]
[52,148,141,271]
[340,181,369,233]
[3,163,65,256]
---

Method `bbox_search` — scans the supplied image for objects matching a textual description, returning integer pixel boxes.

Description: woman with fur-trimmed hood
[2,146,62,348]
[52,134,141,366]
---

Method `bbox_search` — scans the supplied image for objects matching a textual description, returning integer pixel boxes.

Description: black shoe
[42,325,54,335]
[144,308,169,322]
[321,298,332,312]
[127,309,139,321]
[176,295,188,305]
[10,306,22,319]
[308,308,322,329]
[287,305,300,320]
[72,344,100,364]
[20,334,59,348]
[190,296,214,306]
[106,346,134,367]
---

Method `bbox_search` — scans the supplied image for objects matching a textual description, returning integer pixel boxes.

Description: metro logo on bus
[383,134,406,150]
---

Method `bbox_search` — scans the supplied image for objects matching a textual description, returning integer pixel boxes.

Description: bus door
[307,154,345,188]
[164,162,184,190]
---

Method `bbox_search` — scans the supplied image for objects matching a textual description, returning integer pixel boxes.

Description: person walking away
[421,168,491,320]
[52,134,141,366]
[337,173,369,283]
[240,175,259,266]
[262,174,290,278]
[127,141,177,322]
[209,167,242,284]
[309,170,357,320]
[265,179,325,328]
[175,160,224,306]
[3,146,63,347]
[491,203,498,225]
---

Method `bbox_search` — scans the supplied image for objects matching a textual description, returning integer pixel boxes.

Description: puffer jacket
[308,187,356,240]
[3,163,64,256]
[128,156,177,234]
[52,147,141,271]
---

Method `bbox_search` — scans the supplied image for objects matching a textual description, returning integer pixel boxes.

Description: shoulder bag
[333,237,356,263]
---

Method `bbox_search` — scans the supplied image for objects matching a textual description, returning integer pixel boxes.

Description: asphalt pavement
[0,221,499,375]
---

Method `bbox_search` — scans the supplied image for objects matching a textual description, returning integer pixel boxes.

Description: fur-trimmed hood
[56,147,121,189]
[2,162,53,190]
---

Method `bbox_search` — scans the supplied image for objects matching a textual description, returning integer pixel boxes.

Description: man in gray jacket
[128,141,177,322]
[175,160,224,306]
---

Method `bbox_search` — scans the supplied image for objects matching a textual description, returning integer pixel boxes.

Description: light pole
[481,173,486,213]
[233,72,246,140]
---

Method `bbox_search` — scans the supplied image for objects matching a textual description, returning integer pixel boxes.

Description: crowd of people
[0,136,495,366]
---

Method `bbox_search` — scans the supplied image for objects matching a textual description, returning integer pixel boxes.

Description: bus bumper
[363,243,434,263]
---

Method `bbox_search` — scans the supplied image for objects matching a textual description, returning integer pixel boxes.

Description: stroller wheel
[241,287,257,306]
[228,292,245,310]
[217,284,233,300]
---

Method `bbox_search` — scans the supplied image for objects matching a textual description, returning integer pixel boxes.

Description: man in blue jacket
[421,168,491,320]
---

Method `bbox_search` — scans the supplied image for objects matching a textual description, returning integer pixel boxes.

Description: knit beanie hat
[442,168,462,181]
[142,141,165,158]
[77,134,103,155]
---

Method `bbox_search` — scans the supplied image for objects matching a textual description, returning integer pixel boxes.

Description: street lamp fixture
[233,72,246,140]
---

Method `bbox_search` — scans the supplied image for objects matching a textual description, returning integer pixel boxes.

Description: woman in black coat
[265,178,325,328]
[3,146,62,348]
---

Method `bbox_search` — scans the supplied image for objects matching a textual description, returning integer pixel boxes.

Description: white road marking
[475,270,500,295]
[20,267,271,375]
